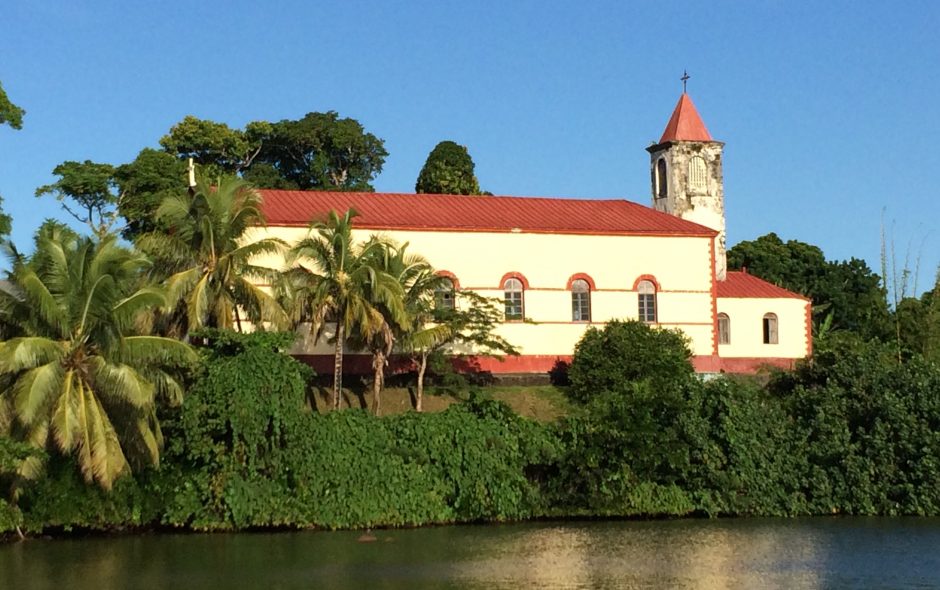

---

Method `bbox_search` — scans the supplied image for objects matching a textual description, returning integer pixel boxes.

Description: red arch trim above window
[632,274,661,291]
[435,270,460,290]
[499,272,530,289]
[566,273,597,290]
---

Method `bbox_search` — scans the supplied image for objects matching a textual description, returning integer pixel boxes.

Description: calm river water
[3,517,940,589]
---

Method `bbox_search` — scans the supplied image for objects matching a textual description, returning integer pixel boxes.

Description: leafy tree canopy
[415,140,482,195]
[0,80,25,130]
[35,160,119,238]
[728,232,890,340]
[159,116,270,176]
[114,149,187,239]
[44,111,386,239]
[244,111,387,191]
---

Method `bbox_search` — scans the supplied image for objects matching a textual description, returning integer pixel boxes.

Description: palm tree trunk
[333,320,344,410]
[416,350,428,412]
[234,307,243,333]
[371,350,385,415]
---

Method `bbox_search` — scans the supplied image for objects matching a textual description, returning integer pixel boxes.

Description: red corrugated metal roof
[718,271,809,300]
[659,93,713,143]
[258,190,717,237]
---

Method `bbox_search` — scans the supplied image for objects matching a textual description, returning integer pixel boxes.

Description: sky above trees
[1,1,939,292]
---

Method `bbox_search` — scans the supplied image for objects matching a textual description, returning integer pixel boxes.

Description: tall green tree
[728,232,890,340]
[415,140,482,195]
[114,148,188,240]
[281,209,402,410]
[243,111,388,191]
[136,176,287,335]
[46,112,386,237]
[35,160,119,239]
[159,115,270,177]
[0,81,24,130]
[0,231,195,490]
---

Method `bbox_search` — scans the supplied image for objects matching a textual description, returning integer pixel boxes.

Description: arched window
[688,156,707,192]
[638,280,657,323]
[503,277,524,321]
[571,279,591,322]
[718,313,730,345]
[435,278,456,311]
[762,313,778,344]
[656,158,668,198]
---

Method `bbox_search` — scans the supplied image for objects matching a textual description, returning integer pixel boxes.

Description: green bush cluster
[9,331,558,533]
[568,320,694,402]
[555,323,940,518]
[8,323,940,537]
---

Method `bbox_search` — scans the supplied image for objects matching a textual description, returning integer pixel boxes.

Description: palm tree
[0,231,196,490]
[281,209,403,410]
[351,240,434,414]
[136,175,287,335]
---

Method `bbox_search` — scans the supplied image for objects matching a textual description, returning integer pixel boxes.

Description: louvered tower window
[688,156,707,192]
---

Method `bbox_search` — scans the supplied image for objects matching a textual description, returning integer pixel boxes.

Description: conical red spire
[658,93,713,143]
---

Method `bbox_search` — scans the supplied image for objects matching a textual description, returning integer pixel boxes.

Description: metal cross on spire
[681,70,690,93]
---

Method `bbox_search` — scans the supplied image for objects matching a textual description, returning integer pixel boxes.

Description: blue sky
[2,1,938,295]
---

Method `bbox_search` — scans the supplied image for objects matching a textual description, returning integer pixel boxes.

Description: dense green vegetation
[5,320,940,537]
[3,88,940,538]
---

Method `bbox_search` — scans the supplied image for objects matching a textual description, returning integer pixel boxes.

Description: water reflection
[3,518,940,589]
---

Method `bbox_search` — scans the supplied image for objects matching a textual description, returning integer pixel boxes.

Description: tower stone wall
[647,140,727,280]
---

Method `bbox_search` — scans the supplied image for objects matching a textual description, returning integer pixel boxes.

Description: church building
[251,92,812,375]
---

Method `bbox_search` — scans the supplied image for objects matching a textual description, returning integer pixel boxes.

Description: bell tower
[647,84,727,280]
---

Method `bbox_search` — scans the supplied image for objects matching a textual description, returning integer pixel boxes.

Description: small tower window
[435,278,456,311]
[688,156,707,192]
[656,158,668,198]
[718,313,730,345]
[763,313,778,344]
[503,278,524,321]
[571,279,591,322]
[638,280,657,323]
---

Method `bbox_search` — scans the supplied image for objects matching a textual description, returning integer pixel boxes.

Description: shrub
[162,329,313,529]
[770,334,940,515]
[568,320,693,403]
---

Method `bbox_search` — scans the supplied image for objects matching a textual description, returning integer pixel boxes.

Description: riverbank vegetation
[4,321,940,536]
[3,86,940,537]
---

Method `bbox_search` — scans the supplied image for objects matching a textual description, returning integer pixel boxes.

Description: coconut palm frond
[11,361,63,426]
[403,324,453,352]
[120,335,197,367]
[77,383,128,490]
[135,411,162,468]
[187,273,213,330]
[93,360,155,409]
[51,370,81,451]
[0,337,64,373]
[17,271,68,338]
[113,287,167,330]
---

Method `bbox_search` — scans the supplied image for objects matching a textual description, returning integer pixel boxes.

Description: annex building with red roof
[251,92,812,375]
